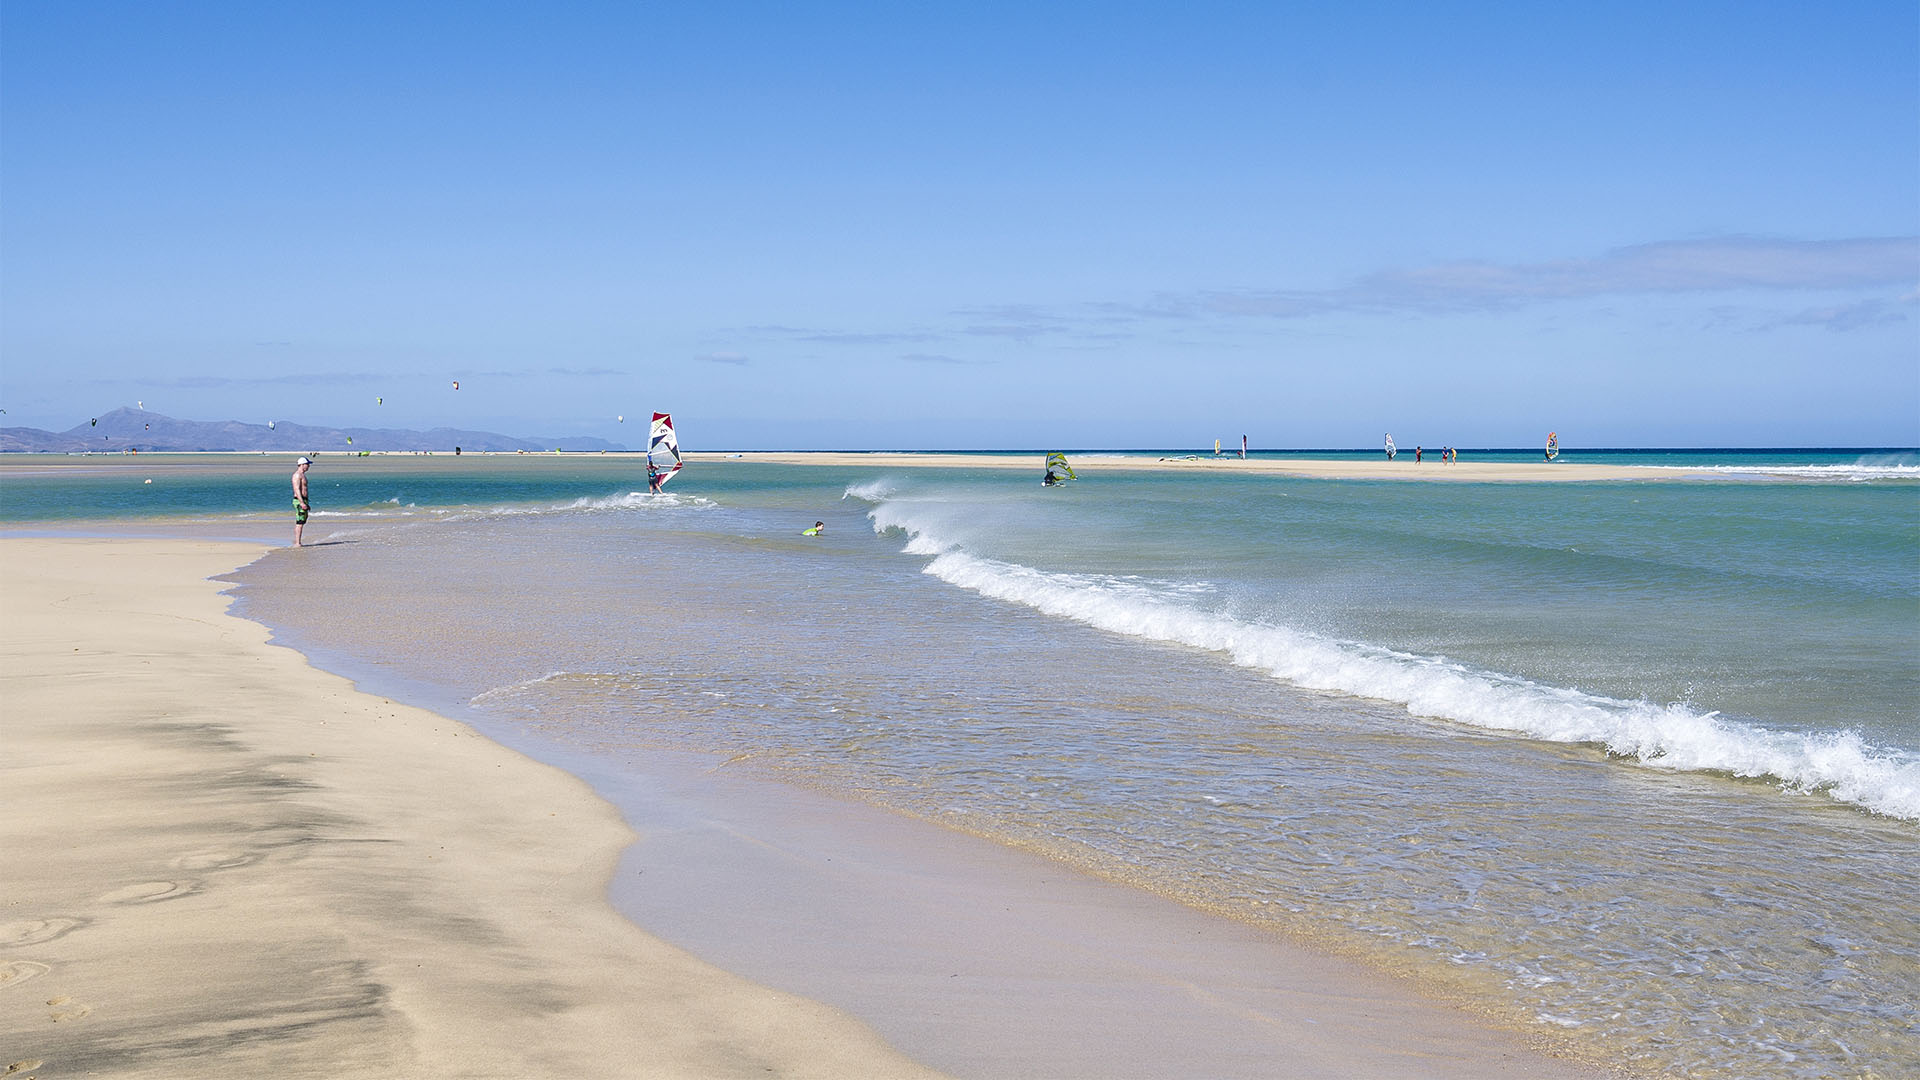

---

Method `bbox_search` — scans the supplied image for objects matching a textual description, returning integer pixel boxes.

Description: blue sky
[3,1,1915,449]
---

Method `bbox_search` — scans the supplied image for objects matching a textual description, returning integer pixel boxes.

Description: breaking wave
[866,499,1920,821]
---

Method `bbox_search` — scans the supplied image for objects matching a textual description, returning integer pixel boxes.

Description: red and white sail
[648,412,683,488]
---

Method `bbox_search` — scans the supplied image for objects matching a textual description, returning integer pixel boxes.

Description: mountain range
[0,408,628,454]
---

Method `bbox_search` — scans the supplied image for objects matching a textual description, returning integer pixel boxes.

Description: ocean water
[7,450,1917,1078]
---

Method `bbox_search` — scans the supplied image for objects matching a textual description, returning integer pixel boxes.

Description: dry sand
[2,536,1626,1079]
[0,538,936,1079]
[685,450,1697,482]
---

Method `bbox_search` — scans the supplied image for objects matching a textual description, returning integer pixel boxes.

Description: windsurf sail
[1385,434,1397,460]
[1043,452,1076,485]
[1546,431,1559,461]
[648,412,683,489]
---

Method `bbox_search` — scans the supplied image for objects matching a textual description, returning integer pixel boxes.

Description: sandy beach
[1,538,935,1079]
[2,536,1626,1078]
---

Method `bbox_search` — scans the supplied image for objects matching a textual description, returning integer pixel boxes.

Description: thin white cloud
[1196,236,1919,318]
[156,372,384,388]
[951,305,1077,339]
[900,352,987,365]
[697,352,750,365]
[959,323,1053,340]
[722,237,1916,355]
[740,324,941,345]
[1774,293,1918,332]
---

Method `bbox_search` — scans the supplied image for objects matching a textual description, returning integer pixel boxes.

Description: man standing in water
[291,456,311,546]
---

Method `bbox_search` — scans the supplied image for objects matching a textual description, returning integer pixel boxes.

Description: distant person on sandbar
[291,456,312,546]
[803,521,824,536]
[1415,446,1423,464]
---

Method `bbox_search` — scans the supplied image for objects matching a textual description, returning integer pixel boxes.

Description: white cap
[296,456,312,465]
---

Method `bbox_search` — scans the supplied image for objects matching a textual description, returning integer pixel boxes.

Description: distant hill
[0,407,627,454]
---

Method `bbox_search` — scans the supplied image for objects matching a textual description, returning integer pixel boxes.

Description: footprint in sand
[0,961,52,990]
[98,881,198,905]
[46,995,92,1022]
[171,849,264,872]
[0,920,85,948]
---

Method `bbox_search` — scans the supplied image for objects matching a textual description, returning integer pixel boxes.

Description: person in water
[647,463,664,493]
[803,521,824,536]
[291,456,312,546]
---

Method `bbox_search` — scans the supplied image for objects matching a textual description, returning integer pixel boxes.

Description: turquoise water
[8,450,1918,1077]
[0,454,658,522]
[3,447,1913,522]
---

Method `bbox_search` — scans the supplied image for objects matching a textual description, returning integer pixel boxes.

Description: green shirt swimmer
[802,521,824,536]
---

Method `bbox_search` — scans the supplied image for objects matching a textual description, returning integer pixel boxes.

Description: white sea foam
[548,490,712,512]
[1653,456,1920,482]
[843,478,900,502]
[870,502,1920,821]
[1692,465,1919,481]
[310,508,411,518]
[444,491,714,520]
[469,669,616,706]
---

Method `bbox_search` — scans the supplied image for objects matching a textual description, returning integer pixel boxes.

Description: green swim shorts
[293,499,309,524]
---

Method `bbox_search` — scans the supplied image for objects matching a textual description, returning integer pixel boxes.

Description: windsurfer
[647,413,683,491]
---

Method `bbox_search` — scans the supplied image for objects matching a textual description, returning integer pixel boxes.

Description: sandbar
[686,451,1698,482]
[2,450,1707,484]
